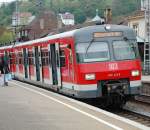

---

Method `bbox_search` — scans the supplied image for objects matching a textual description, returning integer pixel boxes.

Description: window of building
[40,19,44,29]
[133,24,139,36]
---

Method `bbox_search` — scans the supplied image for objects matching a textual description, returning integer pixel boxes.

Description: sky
[0,0,28,4]
[0,0,16,3]
[0,0,16,6]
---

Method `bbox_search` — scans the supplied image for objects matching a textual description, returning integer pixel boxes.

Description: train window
[18,52,23,64]
[60,50,66,67]
[9,53,12,64]
[69,50,73,64]
[10,52,15,64]
[113,41,137,60]
[28,51,34,65]
[76,42,110,63]
[41,50,49,66]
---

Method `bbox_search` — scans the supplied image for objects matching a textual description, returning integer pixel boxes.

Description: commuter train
[0,25,142,107]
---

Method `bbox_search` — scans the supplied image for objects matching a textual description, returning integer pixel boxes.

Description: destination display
[94,32,123,38]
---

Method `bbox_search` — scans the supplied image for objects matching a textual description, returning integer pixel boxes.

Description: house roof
[92,15,102,22]
[12,12,32,18]
[127,10,144,20]
[61,12,74,20]
[114,10,144,25]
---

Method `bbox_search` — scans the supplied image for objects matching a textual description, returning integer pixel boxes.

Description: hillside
[0,0,141,26]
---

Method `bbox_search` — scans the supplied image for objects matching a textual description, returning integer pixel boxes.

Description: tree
[0,0,142,26]
[112,0,140,16]
[73,9,86,23]
[0,30,13,44]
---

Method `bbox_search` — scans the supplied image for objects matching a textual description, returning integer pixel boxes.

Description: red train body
[0,25,142,106]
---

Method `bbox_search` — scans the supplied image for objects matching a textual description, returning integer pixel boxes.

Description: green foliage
[0,2,16,26]
[0,0,141,25]
[0,29,14,44]
[73,9,86,24]
[112,0,141,16]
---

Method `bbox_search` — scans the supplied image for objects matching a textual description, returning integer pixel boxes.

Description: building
[128,10,145,40]
[128,0,150,41]
[127,0,148,63]
[92,9,105,24]
[12,12,33,27]
[17,11,58,41]
[59,12,75,26]
[141,0,150,10]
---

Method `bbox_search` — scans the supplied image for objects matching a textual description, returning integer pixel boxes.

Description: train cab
[65,25,141,101]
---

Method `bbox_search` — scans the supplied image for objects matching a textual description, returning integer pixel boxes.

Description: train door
[15,50,19,75]
[23,48,29,79]
[28,48,35,80]
[34,46,42,81]
[50,43,61,86]
[48,45,53,84]
[68,47,74,83]
[6,51,11,72]
[41,46,50,84]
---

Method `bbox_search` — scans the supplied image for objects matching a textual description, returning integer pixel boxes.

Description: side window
[10,52,13,64]
[18,52,23,64]
[60,49,66,67]
[69,50,73,64]
[28,51,34,65]
[41,50,49,66]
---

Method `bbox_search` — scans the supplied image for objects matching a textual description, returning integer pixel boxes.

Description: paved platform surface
[142,75,150,82]
[0,80,149,130]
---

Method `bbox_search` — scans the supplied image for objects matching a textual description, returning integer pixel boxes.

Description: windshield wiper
[85,39,94,56]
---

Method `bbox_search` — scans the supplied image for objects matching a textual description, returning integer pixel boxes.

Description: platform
[0,80,149,130]
[142,75,150,82]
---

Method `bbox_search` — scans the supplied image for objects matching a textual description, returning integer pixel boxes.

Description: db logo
[109,63,118,70]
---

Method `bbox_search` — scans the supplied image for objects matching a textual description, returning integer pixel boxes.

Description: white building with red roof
[59,12,75,26]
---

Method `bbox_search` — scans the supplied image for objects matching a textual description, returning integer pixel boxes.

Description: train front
[73,25,141,106]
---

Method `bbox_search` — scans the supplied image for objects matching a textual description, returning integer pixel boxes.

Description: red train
[0,25,142,107]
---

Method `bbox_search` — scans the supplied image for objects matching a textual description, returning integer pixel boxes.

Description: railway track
[113,109,150,127]
[105,104,150,127]
[141,82,150,99]
[113,95,150,127]
[110,95,150,127]
[113,110,150,127]
[135,95,150,104]
[81,96,150,127]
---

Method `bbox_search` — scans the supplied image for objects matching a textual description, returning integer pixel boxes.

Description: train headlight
[85,74,95,80]
[131,70,140,77]
[105,25,111,30]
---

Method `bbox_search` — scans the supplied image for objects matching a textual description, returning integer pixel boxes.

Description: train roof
[73,24,136,43]
[0,45,14,50]
[0,24,136,50]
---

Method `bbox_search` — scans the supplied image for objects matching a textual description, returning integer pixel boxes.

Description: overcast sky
[0,0,15,2]
[0,0,16,3]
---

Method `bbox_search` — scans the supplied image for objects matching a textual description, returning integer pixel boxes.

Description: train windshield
[76,42,110,63]
[113,40,137,60]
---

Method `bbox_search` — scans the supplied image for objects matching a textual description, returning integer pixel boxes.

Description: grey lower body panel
[59,87,98,98]
[14,75,141,99]
[76,90,98,98]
